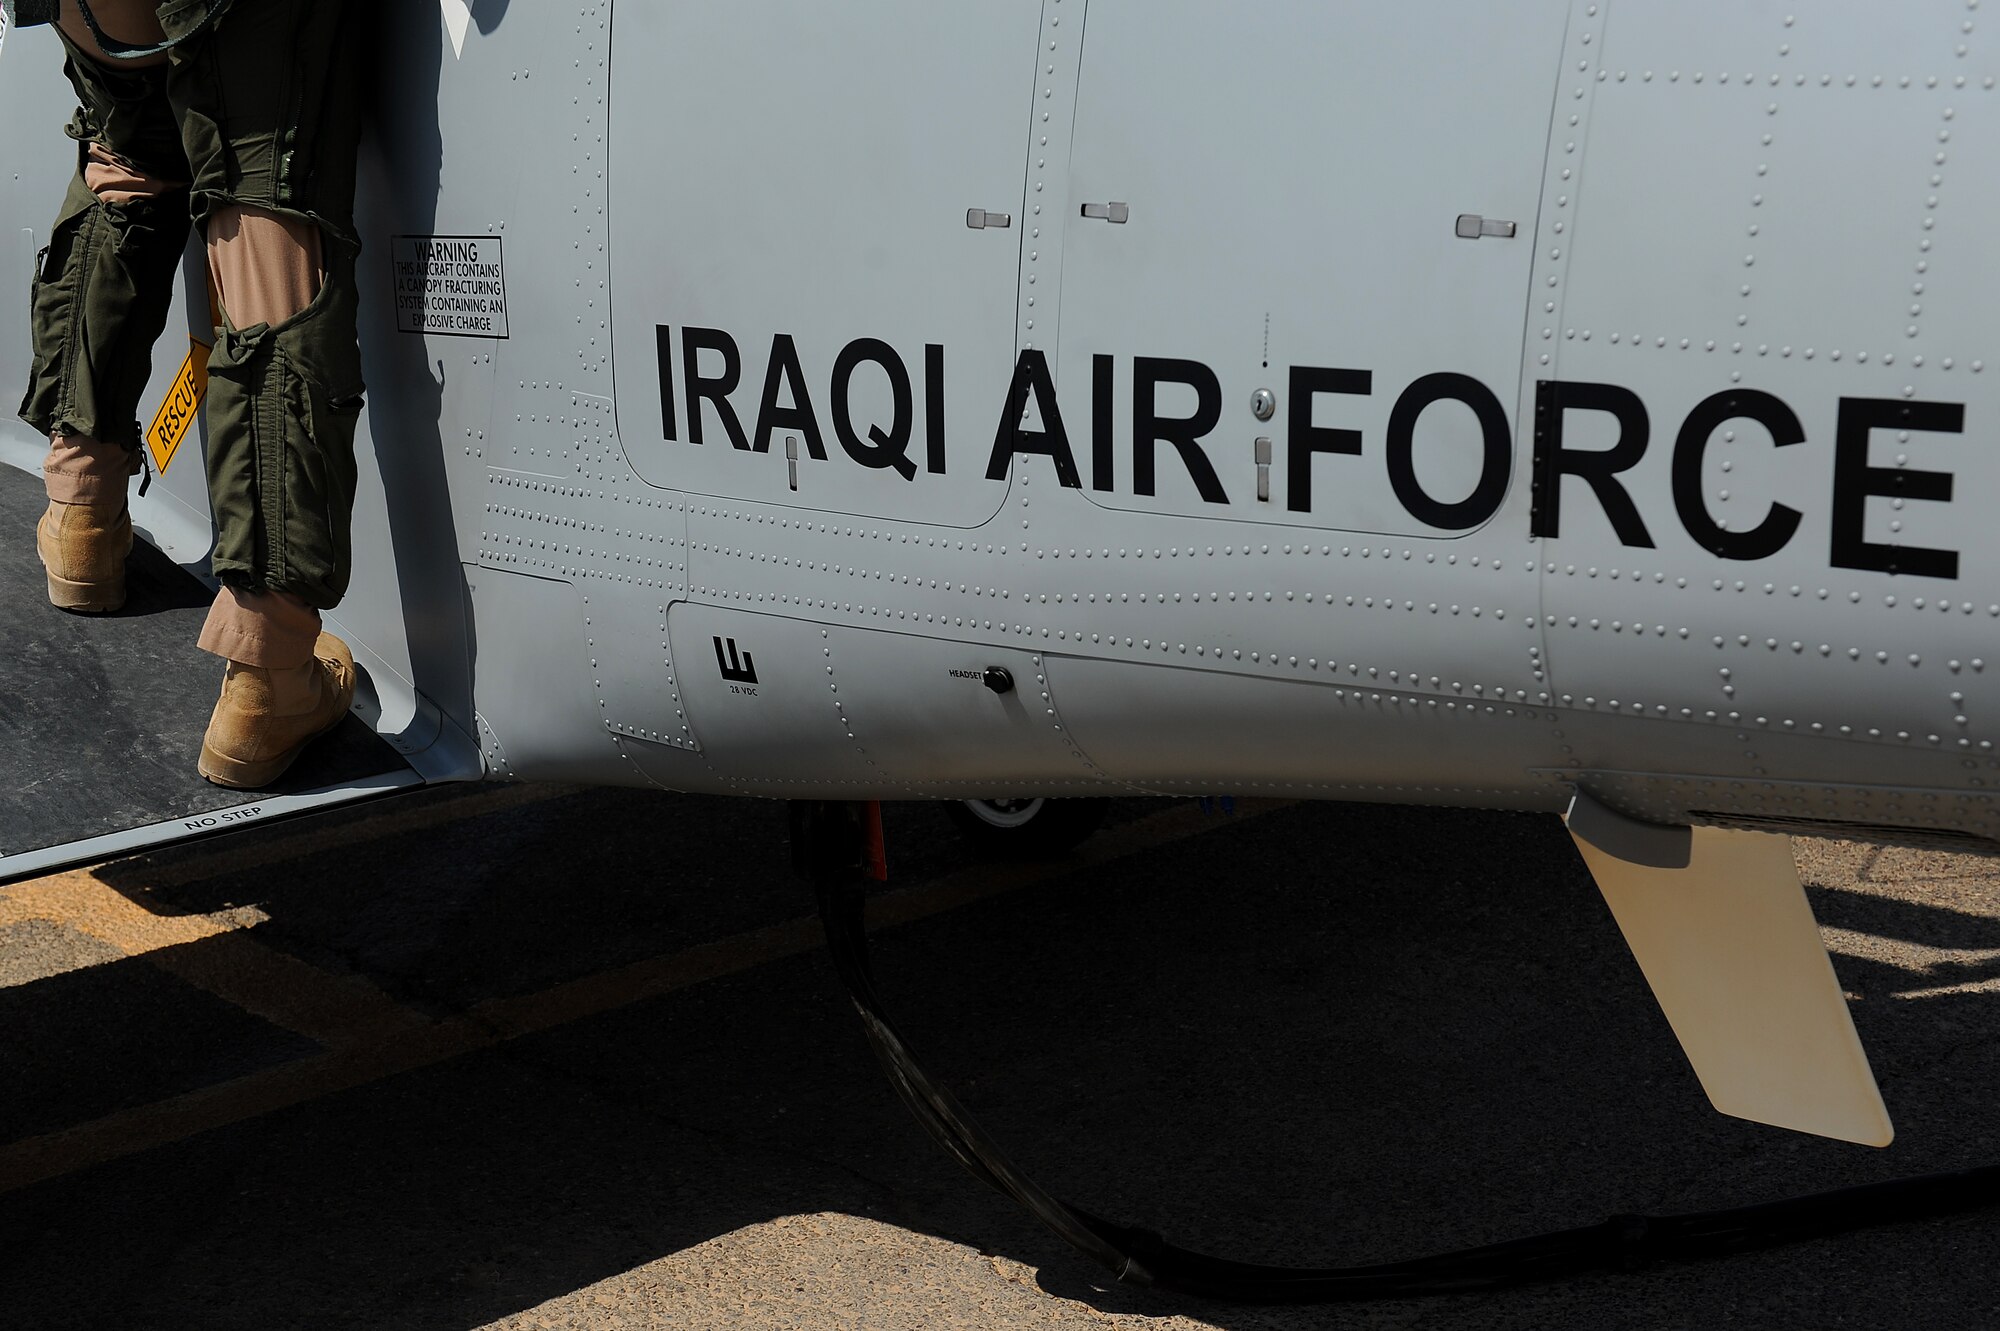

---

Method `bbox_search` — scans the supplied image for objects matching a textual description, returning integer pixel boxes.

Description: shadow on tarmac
[2,798,1998,1330]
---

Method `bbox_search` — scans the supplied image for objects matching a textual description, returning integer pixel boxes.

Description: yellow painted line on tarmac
[0,870,424,1046]
[154,931,431,1047]
[0,784,581,1041]
[0,870,259,954]
[474,797,1293,1040]
[0,798,1292,1195]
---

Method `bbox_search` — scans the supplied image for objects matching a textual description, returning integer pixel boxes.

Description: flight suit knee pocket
[278,359,360,608]
[206,308,361,608]
[22,190,106,431]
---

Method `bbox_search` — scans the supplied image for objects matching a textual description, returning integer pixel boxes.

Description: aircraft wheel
[944,797,1110,859]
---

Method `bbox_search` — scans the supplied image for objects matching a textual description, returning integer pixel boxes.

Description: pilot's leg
[167,0,365,788]
[21,8,190,612]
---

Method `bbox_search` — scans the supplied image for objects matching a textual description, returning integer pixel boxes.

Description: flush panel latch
[1455,214,1517,239]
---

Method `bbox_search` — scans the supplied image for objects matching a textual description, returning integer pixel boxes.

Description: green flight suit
[18,0,365,610]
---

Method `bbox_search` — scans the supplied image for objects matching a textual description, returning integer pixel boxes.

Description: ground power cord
[796,800,2000,1304]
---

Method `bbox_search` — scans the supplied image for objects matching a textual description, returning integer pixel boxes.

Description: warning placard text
[393,235,510,338]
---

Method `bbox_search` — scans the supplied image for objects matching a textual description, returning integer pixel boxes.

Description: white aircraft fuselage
[583,1,2000,851]
[2,0,1997,844]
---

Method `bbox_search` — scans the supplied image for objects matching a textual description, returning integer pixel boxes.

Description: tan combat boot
[37,499,133,613]
[198,632,357,788]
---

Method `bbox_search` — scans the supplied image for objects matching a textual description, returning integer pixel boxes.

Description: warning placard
[392,235,510,338]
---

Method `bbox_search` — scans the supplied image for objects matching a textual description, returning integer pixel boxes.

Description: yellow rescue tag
[146,339,211,476]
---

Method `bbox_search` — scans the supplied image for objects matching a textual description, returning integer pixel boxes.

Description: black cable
[810,842,2000,1303]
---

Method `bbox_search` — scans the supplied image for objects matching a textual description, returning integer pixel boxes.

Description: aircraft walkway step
[0,463,421,886]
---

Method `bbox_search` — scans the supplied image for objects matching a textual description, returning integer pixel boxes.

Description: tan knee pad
[207,204,324,332]
[82,141,186,207]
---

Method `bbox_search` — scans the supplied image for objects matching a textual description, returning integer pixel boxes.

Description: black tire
[943,797,1110,859]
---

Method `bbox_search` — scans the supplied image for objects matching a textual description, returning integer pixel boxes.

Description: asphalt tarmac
[1,787,1997,1330]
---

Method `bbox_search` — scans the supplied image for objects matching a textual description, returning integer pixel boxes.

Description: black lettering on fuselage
[753,333,828,458]
[986,349,1082,487]
[925,344,946,474]
[1832,397,1962,579]
[1386,372,1511,531]
[831,338,918,480]
[655,325,677,442]
[1286,366,1368,514]
[1092,354,1115,491]
[414,240,477,265]
[1531,380,1654,547]
[1133,357,1227,503]
[648,327,1971,583]
[682,326,749,450]
[1672,390,1805,561]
